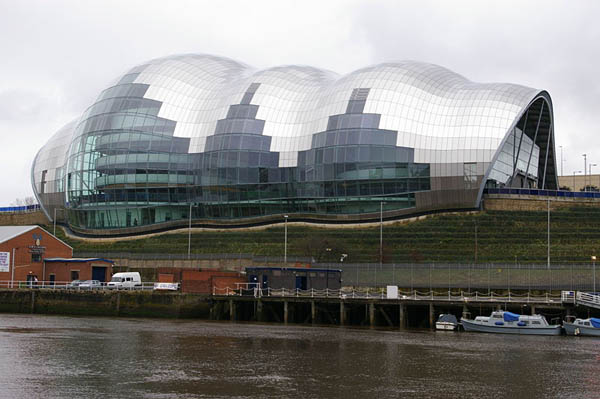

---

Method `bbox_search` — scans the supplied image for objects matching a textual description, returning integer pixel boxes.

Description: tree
[10,196,36,207]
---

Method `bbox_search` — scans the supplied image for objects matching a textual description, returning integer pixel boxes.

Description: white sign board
[0,252,10,273]
[386,285,398,299]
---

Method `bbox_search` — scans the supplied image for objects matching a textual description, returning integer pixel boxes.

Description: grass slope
[52,207,600,264]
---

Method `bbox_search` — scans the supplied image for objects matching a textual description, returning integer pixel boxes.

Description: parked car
[66,280,83,289]
[107,272,142,290]
[78,280,102,290]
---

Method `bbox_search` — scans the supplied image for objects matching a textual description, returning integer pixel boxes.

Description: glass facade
[31,54,557,234]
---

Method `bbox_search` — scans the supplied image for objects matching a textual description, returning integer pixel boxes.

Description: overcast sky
[1,0,599,205]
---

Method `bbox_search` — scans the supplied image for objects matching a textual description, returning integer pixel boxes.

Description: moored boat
[436,314,459,331]
[461,310,561,335]
[563,317,600,336]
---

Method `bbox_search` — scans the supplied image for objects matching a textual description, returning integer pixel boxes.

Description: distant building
[32,54,557,236]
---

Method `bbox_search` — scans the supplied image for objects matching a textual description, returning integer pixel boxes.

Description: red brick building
[0,225,113,286]
[156,267,245,294]
[43,258,114,283]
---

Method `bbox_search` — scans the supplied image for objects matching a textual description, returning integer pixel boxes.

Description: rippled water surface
[0,314,599,398]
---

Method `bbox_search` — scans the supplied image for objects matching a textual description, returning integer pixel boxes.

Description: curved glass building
[32,54,557,235]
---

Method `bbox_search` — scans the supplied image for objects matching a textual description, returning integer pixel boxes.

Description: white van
[107,272,142,290]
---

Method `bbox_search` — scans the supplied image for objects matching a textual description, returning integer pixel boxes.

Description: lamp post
[11,247,16,288]
[380,201,386,268]
[573,170,582,192]
[583,154,587,191]
[592,255,597,293]
[559,145,564,177]
[547,198,550,269]
[187,203,192,259]
[53,207,64,236]
[284,215,288,265]
[589,163,597,191]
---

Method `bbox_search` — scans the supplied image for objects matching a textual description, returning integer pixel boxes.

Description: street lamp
[53,207,64,236]
[284,215,288,265]
[573,170,582,191]
[583,154,587,191]
[380,201,386,268]
[559,145,564,177]
[592,255,597,293]
[187,203,192,259]
[589,163,597,191]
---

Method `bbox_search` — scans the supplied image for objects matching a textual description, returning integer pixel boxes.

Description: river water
[0,314,598,399]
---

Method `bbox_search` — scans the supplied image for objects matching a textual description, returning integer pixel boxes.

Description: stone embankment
[0,289,210,318]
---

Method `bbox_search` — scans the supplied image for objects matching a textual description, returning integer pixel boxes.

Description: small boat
[461,310,561,335]
[563,317,600,336]
[436,314,459,331]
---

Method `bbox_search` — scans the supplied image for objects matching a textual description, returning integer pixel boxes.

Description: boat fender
[495,321,504,326]
[575,328,580,336]
[517,322,526,326]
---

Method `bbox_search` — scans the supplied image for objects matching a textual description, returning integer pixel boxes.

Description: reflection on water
[0,314,599,398]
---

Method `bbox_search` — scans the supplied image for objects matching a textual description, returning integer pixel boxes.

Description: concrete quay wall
[0,289,210,319]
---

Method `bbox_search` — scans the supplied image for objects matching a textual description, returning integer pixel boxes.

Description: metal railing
[213,286,562,304]
[576,291,600,307]
[0,280,162,291]
[314,262,600,291]
[485,187,600,199]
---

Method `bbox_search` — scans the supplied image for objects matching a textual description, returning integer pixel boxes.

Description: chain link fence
[74,252,599,291]
[314,262,599,291]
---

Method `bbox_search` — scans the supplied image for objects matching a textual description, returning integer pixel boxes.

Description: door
[49,274,55,287]
[295,276,307,290]
[92,266,106,282]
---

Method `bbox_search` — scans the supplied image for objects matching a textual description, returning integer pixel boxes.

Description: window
[70,270,80,280]
[464,162,477,189]
[31,253,42,263]
[532,321,541,325]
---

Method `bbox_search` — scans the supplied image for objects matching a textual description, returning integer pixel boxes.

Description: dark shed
[246,267,342,291]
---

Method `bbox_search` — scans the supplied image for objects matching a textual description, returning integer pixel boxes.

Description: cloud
[0,0,599,204]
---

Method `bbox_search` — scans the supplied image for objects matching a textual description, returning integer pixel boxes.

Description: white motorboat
[461,310,561,335]
[563,317,600,336]
[436,314,459,331]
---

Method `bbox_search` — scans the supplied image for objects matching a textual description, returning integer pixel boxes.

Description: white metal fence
[213,286,563,303]
[0,280,163,291]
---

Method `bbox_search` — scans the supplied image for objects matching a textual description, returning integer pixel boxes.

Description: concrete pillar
[229,299,235,321]
[284,300,289,324]
[399,303,406,330]
[311,301,316,324]
[340,301,345,326]
[31,291,35,314]
[530,305,536,315]
[429,303,435,329]
[369,302,375,327]
[566,307,573,317]
[462,305,469,320]
[256,300,263,322]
